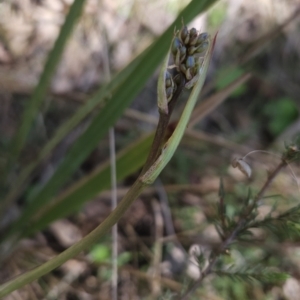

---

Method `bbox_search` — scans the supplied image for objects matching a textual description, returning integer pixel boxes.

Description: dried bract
[232,158,252,178]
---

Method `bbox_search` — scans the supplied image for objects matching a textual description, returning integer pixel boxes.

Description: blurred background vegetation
[1,0,300,299]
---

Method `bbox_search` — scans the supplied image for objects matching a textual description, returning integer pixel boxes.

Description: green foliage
[215,266,289,284]
[164,148,192,184]
[7,0,86,167]
[159,290,176,300]
[90,244,131,266]
[213,267,288,300]
[173,206,198,231]
[90,244,110,263]
[25,133,154,234]
[215,66,247,97]
[263,97,298,136]
[181,155,299,299]
[195,250,208,272]
[247,203,300,240]
[212,264,288,300]
[214,275,249,300]
[117,251,132,266]
[98,265,112,281]
[207,1,227,28]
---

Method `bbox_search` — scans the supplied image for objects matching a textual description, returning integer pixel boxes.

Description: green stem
[0,179,146,297]
[142,74,185,174]
[0,0,86,214]
[6,0,86,172]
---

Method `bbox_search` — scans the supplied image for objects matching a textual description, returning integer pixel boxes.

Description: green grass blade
[7,0,86,170]
[0,47,147,213]
[3,0,219,240]
[26,133,154,234]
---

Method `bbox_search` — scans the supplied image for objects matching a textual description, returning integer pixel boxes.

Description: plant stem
[180,159,287,299]
[0,179,145,297]
[109,128,118,300]
[141,74,185,174]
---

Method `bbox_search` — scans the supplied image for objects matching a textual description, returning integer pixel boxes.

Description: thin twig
[155,179,187,254]
[150,199,164,297]
[219,190,226,231]
[103,21,118,300]
[245,160,287,216]
[109,128,118,300]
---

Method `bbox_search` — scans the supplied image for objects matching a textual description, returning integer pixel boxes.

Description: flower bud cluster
[171,25,210,88]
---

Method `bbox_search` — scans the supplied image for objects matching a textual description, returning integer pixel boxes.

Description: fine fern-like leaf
[245,203,300,240]
[214,266,289,284]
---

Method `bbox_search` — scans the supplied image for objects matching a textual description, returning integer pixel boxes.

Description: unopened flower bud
[188,46,198,55]
[185,68,194,80]
[180,64,187,74]
[195,32,210,47]
[171,37,182,56]
[180,25,189,44]
[165,71,171,80]
[165,78,172,88]
[179,46,187,61]
[195,41,209,54]
[189,28,198,38]
[173,74,181,86]
[166,86,174,101]
[189,28,198,46]
[185,56,195,68]
[165,71,172,88]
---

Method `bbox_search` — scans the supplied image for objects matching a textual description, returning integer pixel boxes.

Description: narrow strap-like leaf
[7,0,86,171]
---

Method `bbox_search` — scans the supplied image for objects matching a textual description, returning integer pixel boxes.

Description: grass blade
[26,133,154,234]
[6,0,86,171]
[0,47,147,213]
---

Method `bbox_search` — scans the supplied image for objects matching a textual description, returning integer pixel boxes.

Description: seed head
[171,23,210,89]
